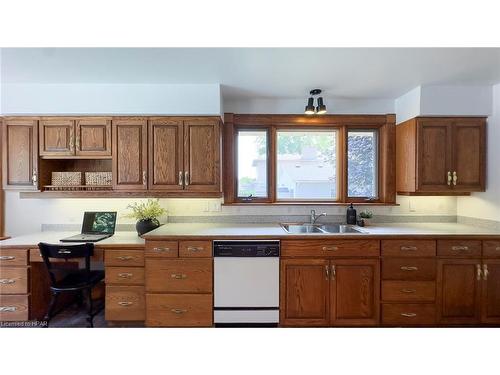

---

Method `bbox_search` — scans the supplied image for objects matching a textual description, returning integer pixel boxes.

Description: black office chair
[38,242,105,327]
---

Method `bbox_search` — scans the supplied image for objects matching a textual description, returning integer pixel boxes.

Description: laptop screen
[81,212,117,234]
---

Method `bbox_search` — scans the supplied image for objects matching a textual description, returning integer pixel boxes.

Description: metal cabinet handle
[184,171,189,186]
[118,301,133,307]
[118,273,133,279]
[400,246,417,251]
[0,306,18,312]
[153,247,170,252]
[117,256,134,261]
[477,264,482,281]
[322,246,338,251]
[451,246,470,251]
[483,264,489,281]
[58,249,72,254]
[75,131,80,152]
[325,265,330,280]
[143,171,147,185]
[187,246,203,252]
[401,313,417,317]
[0,256,16,261]
[178,171,184,186]
[171,308,187,314]
[400,266,418,271]
[400,289,417,294]
[69,133,75,152]
[0,279,15,284]
[331,264,336,280]
[447,171,452,186]
[171,273,187,279]
[452,171,458,186]
[32,169,38,186]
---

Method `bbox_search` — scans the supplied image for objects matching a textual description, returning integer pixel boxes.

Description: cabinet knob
[477,264,482,281]
[400,246,417,251]
[171,308,187,314]
[0,256,16,261]
[400,288,417,294]
[32,170,38,186]
[452,171,458,186]
[179,171,184,186]
[187,246,203,252]
[483,264,489,281]
[143,171,147,185]
[451,246,469,252]
[171,273,187,279]
[400,312,417,318]
[118,301,133,307]
[153,247,170,252]
[117,256,134,261]
[184,171,190,186]
[118,273,133,279]
[0,306,18,312]
[322,246,338,251]
[331,264,336,280]
[400,266,418,271]
[0,279,16,284]
[325,265,330,280]
[447,171,452,186]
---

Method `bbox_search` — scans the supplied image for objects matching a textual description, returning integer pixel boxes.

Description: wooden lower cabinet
[382,303,436,326]
[330,259,379,326]
[280,258,380,327]
[280,259,330,326]
[146,294,213,327]
[437,259,481,325]
[105,286,145,321]
[0,294,30,321]
[481,259,500,324]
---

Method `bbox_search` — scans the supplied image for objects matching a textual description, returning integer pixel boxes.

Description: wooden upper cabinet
[330,259,380,326]
[280,258,330,326]
[75,118,112,157]
[396,117,486,194]
[437,259,481,325]
[112,118,148,190]
[481,259,500,324]
[39,118,75,156]
[148,118,184,191]
[451,119,485,191]
[183,119,220,192]
[2,118,38,190]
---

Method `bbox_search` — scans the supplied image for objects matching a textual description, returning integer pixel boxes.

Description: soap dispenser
[346,203,357,225]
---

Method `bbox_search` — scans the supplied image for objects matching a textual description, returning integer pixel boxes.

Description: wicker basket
[85,172,112,186]
[51,172,83,186]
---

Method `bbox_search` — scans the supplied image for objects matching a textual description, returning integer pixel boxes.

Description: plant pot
[136,218,160,236]
[361,218,372,226]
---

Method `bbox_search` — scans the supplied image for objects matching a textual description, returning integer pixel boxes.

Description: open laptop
[60,211,117,242]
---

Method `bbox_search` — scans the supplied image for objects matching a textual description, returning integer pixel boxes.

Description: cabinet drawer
[0,294,30,321]
[179,241,212,258]
[382,258,436,280]
[105,286,145,321]
[281,240,380,257]
[105,250,144,267]
[0,267,29,294]
[105,267,145,285]
[30,248,103,263]
[382,281,436,302]
[483,241,500,257]
[437,240,481,257]
[146,293,213,327]
[382,240,436,257]
[145,241,179,258]
[0,249,29,266]
[145,259,212,293]
[382,303,436,326]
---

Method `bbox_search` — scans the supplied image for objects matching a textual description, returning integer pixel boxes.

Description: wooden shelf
[222,202,400,207]
[19,191,223,199]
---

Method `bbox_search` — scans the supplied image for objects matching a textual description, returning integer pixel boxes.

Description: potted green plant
[125,199,166,236]
[359,209,374,226]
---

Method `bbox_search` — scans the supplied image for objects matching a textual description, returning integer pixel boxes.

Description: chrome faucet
[310,209,327,224]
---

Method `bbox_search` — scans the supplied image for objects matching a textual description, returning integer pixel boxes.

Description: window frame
[224,114,395,205]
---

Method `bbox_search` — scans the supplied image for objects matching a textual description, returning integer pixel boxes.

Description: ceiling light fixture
[304,89,327,115]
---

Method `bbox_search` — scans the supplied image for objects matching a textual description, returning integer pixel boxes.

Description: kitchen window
[224,114,395,205]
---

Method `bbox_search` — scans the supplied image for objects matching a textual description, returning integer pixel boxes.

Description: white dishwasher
[213,240,280,327]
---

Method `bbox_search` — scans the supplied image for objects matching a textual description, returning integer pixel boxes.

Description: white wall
[457,83,500,221]
[395,86,421,123]
[223,97,394,114]
[1,83,221,115]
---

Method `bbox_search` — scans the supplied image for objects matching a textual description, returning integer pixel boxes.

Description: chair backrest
[38,242,95,286]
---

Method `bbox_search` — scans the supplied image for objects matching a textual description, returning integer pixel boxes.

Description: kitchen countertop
[0,231,144,248]
[2,222,500,248]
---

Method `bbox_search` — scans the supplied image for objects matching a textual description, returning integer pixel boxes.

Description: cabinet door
[330,259,380,326]
[280,258,330,326]
[183,119,220,192]
[2,119,38,190]
[481,259,500,324]
[39,118,75,156]
[75,118,112,157]
[416,119,452,192]
[451,119,485,192]
[437,259,481,325]
[148,118,184,191]
[112,118,148,190]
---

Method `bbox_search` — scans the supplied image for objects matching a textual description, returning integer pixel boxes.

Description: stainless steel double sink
[280,223,364,234]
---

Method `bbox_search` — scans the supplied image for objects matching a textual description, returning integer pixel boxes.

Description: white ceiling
[2,48,500,100]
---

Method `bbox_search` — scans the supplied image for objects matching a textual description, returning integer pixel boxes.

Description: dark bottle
[346,203,357,225]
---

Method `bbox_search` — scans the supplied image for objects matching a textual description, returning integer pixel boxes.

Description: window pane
[237,130,268,198]
[277,130,337,200]
[347,130,378,198]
